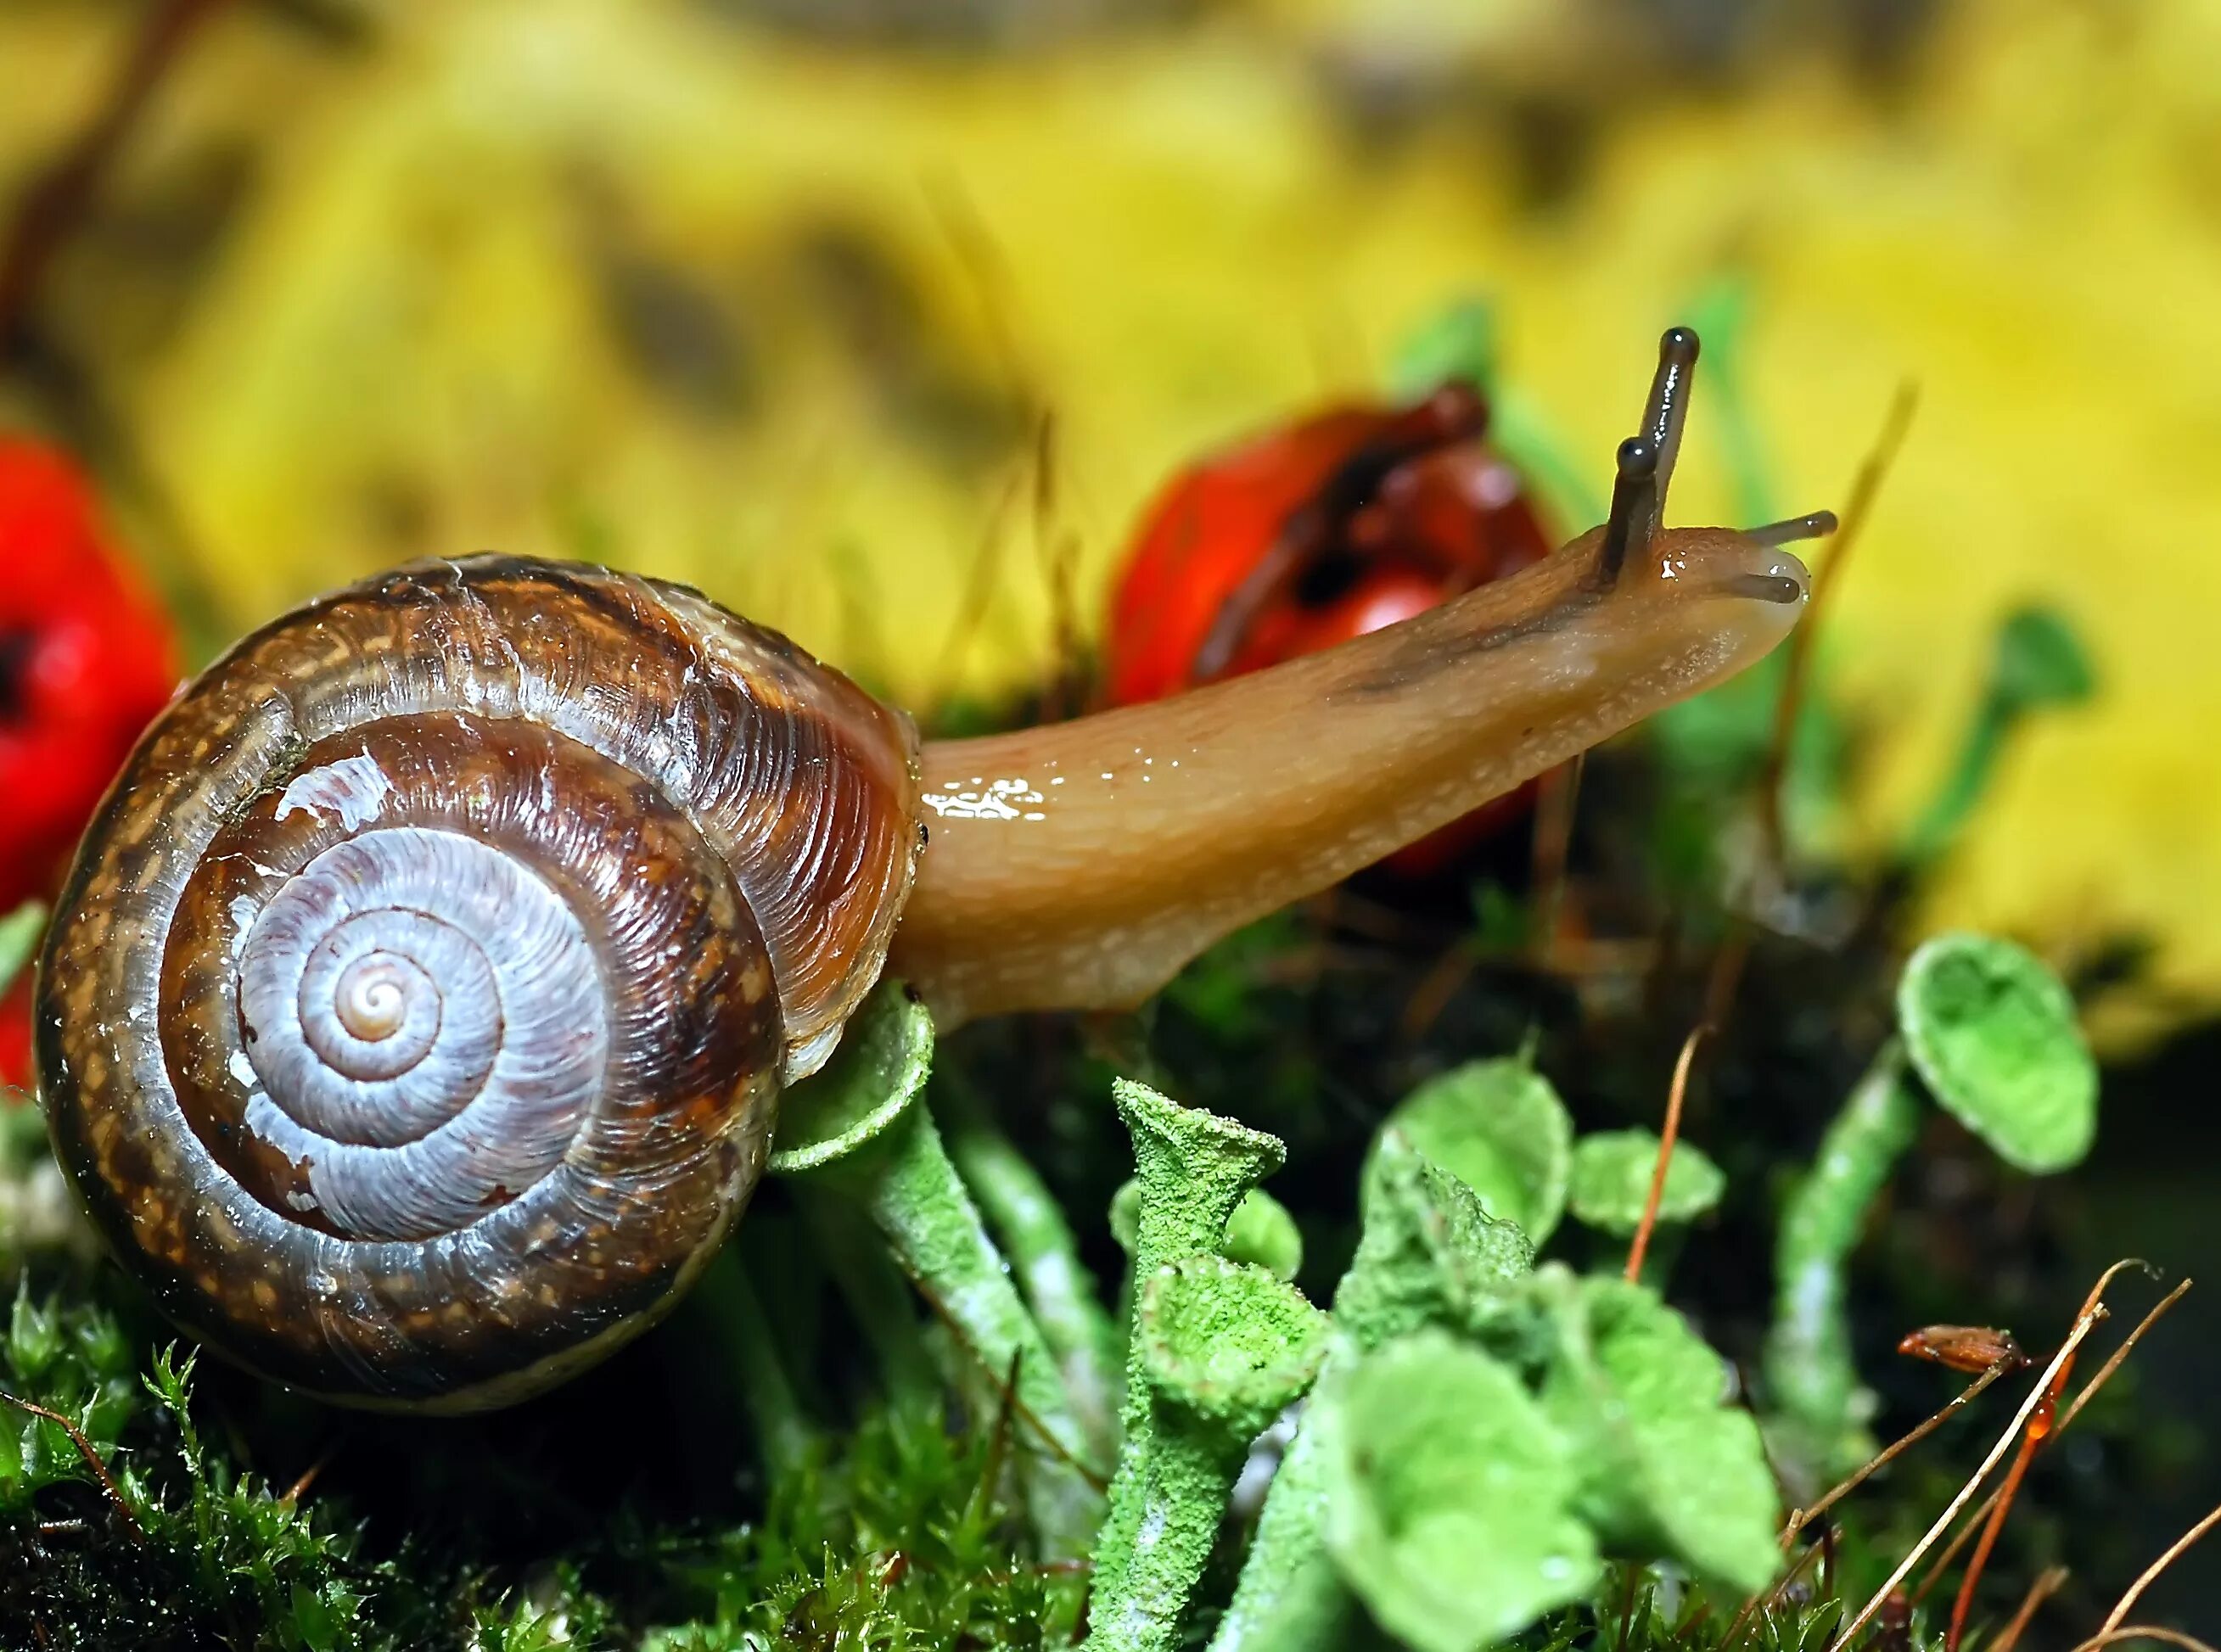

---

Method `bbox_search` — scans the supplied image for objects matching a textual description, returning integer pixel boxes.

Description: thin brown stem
[911,1275,1110,1491]
[0,0,233,344]
[930,468,1024,710]
[1910,1280,2191,1607]
[2069,1631,2219,1652]
[1944,1274,2123,1651]
[2101,1499,2221,1636]
[1764,1535,1829,1611]
[1719,1536,1827,1652]
[1990,1567,2067,1652]
[0,1390,145,1542]
[1698,910,1756,1040]
[1827,1298,2108,1652]
[1945,1388,2055,1651]
[2058,1278,2192,1435]
[1399,937,1479,1042]
[1784,1356,2016,1544]
[1757,382,1917,871]
[281,1440,340,1506]
[1627,1024,1710,1282]
[1530,752,1584,971]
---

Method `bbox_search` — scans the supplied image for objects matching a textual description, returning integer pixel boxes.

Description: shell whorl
[35,556,921,1409]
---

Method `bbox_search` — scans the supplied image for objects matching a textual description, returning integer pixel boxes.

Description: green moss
[639,1395,1083,1648]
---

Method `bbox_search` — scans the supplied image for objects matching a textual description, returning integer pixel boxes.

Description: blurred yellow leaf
[4,0,2215,1030]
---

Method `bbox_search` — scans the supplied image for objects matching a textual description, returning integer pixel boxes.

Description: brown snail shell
[35,555,919,1410]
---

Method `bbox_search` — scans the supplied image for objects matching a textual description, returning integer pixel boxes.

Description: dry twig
[2068,1631,2219,1652]
[1912,1274,2188,1605]
[1989,1566,2067,1652]
[2100,1500,2221,1637]
[1783,1354,2018,1544]
[1826,1296,2109,1652]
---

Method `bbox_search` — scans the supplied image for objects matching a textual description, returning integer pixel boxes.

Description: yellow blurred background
[3,0,2218,1034]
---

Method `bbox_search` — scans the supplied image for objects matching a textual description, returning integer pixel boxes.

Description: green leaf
[1321,1329,1600,1651]
[1375,1057,1572,1244]
[1537,1270,1779,1593]
[1388,298,1499,399]
[0,903,43,1003]
[1568,1130,1726,1236]
[1994,604,2097,712]
[1902,607,2099,865]
[10,1284,62,1384]
[1898,933,2098,1173]
[768,981,933,1173]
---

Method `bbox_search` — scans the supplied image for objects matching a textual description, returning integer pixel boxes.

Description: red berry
[1102,384,1558,880]
[0,440,180,1087]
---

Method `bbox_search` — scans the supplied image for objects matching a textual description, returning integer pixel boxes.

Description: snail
[35,328,1831,1410]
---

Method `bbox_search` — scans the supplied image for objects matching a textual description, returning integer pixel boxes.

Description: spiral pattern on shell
[36,557,920,1409]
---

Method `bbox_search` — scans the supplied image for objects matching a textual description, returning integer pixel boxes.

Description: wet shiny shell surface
[35,555,920,1409]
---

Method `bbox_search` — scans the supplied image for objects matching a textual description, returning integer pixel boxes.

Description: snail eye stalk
[1746,511,1840,547]
[1594,435,1662,590]
[1593,325,1700,590]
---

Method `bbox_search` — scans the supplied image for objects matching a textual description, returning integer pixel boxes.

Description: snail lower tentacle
[37,556,920,1410]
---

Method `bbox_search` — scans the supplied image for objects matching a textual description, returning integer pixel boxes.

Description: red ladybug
[1103,383,1557,876]
[0,440,180,1087]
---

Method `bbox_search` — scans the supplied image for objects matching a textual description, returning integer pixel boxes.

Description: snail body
[37,328,1830,1409]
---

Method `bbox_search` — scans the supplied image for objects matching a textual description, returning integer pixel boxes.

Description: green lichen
[1371,1056,1573,1245]
[1762,1042,1921,1487]
[948,1112,1123,1464]
[1140,1257,1326,1438]
[1899,932,2098,1173]
[1087,1080,1290,1651]
[1210,1132,1534,1652]
[1111,1181,1303,1284]
[1321,1329,1599,1652]
[1766,933,2097,1487]
[1533,1268,1778,1595]
[771,983,1102,1554]
[1087,1258,1326,1652]
[1568,1129,1726,1237]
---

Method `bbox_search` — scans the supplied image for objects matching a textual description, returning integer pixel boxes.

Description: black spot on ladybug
[1291,551,1367,609]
